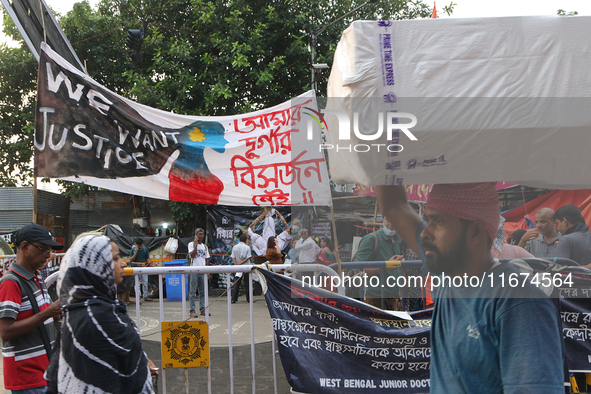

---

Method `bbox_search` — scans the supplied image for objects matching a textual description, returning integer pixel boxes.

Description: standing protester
[231,234,252,303]
[40,251,56,281]
[294,229,320,283]
[519,208,561,258]
[265,236,284,265]
[0,223,63,393]
[188,229,210,317]
[376,183,564,393]
[45,235,157,393]
[294,229,320,264]
[287,239,300,264]
[316,238,336,266]
[555,204,591,268]
[130,238,152,302]
[354,218,403,311]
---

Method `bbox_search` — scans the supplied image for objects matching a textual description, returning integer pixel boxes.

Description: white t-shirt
[188,242,210,267]
[231,242,252,265]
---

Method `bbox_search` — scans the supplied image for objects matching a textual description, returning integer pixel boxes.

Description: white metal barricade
[1,253,64,276]
[125,263,343,394]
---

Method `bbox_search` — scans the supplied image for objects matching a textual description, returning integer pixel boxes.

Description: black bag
[1,272,54,360]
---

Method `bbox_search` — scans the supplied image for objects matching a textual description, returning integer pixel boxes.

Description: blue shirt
[415,222,565,394]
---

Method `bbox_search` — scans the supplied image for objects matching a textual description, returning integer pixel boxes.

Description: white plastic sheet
[325,17,591,188]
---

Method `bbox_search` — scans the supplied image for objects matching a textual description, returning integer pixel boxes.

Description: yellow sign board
[161,321,209,368]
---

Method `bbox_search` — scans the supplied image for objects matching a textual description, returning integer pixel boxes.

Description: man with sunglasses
[0,223,64,393]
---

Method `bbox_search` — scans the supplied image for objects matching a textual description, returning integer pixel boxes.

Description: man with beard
[376,183,564,394]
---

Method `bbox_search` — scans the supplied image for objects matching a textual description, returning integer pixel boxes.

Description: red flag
[432,2,437,18]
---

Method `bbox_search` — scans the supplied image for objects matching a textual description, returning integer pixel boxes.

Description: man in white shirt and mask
[294,229,321,264]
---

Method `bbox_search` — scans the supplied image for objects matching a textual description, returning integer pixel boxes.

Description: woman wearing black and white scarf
[45,235,158,393]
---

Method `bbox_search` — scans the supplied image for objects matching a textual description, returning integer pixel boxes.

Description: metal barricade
[42,260,427,393]
[124,263,343,394]
[323,261,427,311]
[1,253,64,277]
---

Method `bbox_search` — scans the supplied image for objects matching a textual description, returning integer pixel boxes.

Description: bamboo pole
[329,205,342,275]
[32,176,38,224]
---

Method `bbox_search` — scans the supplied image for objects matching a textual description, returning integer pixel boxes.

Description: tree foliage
[169,201,206,237]
[0,0,438,188]
[0,43,37,185]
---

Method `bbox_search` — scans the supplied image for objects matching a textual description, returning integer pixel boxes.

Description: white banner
[35,43,332,206]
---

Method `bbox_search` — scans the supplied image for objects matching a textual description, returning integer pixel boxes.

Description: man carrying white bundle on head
[376,182,564,394]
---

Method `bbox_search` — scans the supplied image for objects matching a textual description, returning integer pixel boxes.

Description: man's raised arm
[376,185,423,254]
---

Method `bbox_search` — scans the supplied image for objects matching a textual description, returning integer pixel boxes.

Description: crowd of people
[1,190,590,392]
[0,224,157,393]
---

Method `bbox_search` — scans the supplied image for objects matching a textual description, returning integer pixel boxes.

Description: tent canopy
[502,190,591,235]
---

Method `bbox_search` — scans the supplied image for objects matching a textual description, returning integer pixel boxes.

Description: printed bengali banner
[34,43,331,206]
[258,259,591,393]
[258,269,432,393]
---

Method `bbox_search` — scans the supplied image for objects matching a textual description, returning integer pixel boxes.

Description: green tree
[0,43,37,186]
[169,201,206,237]
[0,0,439,188]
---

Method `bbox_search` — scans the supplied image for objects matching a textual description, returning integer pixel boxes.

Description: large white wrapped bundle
[325,17,591,188]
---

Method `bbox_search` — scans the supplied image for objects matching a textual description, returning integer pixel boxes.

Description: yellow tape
[384,260,401,268]
[123,267,134,276]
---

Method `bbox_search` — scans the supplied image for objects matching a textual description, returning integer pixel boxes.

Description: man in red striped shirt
[0,224,63,393]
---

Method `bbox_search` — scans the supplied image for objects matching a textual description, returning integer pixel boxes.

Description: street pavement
[0,292,292,393]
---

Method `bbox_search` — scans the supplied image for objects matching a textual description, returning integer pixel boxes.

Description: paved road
[133,294,275,346]
[0,294,292,393]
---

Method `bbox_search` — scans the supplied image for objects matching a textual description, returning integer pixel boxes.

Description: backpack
[1,272,54,360]
[352,232,380,262]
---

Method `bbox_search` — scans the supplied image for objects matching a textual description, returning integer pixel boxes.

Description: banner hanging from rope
[34,43,331,206]
[258,268,431,393]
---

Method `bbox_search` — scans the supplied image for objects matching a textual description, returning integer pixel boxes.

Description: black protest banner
[258,269,432,393]
[561,297,591,372]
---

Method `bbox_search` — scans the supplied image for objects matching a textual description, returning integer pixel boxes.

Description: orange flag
[432,2,437,18]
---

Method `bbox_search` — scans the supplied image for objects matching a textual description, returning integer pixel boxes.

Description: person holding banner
[376,183,564,394]
[248,208,291,264]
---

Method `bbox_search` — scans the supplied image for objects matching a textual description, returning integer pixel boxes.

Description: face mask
[382,226,397,237]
